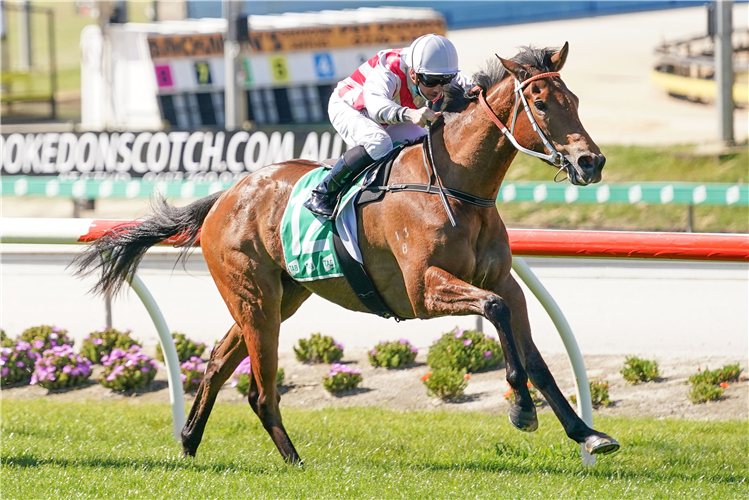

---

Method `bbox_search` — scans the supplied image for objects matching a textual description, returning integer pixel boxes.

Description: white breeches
[328,92,427,160]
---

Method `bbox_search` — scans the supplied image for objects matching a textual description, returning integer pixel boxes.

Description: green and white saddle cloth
[280,167,369,282]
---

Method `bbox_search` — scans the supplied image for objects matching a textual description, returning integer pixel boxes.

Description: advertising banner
[1,128,346,183]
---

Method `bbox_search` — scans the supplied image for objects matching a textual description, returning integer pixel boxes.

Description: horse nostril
[578,155,594,170]
[579,154,605,171]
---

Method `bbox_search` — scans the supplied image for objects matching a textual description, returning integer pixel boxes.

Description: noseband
[474,70,572,182]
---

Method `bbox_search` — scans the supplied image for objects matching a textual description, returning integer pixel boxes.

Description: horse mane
[441,45,560,114]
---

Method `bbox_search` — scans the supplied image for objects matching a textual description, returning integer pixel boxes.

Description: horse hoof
[509,403,538,432]
[181,439,198,457]
[585,433,620,455]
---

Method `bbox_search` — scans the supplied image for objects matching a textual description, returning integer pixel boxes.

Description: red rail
[506,229,749,262]
[78,220,749,262]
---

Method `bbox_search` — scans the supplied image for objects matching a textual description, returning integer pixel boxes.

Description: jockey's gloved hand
[405,108,442,128]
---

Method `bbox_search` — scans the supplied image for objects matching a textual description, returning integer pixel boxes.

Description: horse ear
[550,42,569,72]
[496,54,529,81]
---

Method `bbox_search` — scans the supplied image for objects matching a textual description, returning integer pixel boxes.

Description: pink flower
[484,350,492,358]
[463,339,472,347]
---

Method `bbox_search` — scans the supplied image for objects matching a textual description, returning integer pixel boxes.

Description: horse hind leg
[242,316,301,465]
[247,278,311,421]
[182,279,309,460]
[182,323,247,457]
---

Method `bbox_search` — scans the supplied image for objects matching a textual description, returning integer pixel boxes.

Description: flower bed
[156,332,207,364]
[294,334,344,364]
[620,356,659,384]
[98,346,158,392]
[427,328,502,373]
[421,368,470,400]
[30,345,92,390]
[1,341,41,386]
[369,339,418,368]
[687,364,743,403]
[80,328,142,364]
[20,325,74,356]
[180,356,206,391]
[570,379,611,408]
[323,364,362,394]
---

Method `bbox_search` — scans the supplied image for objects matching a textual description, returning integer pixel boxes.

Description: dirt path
[3,349,746,422]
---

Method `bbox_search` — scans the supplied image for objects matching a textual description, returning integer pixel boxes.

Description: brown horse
[74,43,618,465]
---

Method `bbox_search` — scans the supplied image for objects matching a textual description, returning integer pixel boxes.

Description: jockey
[303,33,474,219]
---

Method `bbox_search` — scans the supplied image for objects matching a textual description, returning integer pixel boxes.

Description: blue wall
[188,1,704,30]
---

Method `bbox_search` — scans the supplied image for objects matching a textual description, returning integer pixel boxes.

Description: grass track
[1,400,746,499]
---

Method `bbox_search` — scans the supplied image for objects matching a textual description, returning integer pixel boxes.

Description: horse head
[445,43,605,187]
[495,43,605,185]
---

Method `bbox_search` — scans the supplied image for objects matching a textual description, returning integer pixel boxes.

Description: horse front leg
[182,323,247,457]
[423,267,538,432]
[494,274,619,455]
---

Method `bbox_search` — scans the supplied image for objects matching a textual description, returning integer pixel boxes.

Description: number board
[269,56,290,83]
[154,64,173,88]
[194,61,212,85]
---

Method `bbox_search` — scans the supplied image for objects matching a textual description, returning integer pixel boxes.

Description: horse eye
[534,100,547,112]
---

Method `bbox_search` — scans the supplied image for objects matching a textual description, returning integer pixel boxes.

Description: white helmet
[406,34,459,75]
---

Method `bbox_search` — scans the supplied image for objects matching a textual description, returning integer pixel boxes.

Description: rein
[475,70,572,182]
[374,122,497,229]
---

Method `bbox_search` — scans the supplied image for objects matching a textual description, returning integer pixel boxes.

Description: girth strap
[364,182,497,208]
[331,224,404,321]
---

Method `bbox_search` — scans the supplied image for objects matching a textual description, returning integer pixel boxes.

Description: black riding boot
[303,145,375,219]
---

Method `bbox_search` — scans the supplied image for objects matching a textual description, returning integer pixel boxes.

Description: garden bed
[1,349,745,422]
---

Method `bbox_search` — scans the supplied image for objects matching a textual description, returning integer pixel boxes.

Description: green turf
[1,400,746,499]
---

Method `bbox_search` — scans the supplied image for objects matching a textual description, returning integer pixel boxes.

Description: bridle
[475,70,573,183]
[401,70,574,228]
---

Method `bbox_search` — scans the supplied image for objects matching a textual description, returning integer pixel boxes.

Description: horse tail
[71,191,224,296]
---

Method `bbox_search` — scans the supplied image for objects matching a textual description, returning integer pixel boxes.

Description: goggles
[417,73,457,88]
